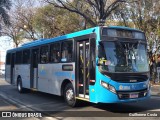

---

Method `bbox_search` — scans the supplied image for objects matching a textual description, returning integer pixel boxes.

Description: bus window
[23,50,30,64]
[6,53,11,65]
[16,51,22,64]
[50,43,60,63]
[61,41,73,62]
[40,45,49,63]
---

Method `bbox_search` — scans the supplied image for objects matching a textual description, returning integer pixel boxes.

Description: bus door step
[76,97,89,101]
[79,94,89,99]
[31,88,38,91]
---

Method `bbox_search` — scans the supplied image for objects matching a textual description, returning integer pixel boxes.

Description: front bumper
[94,85,150,103]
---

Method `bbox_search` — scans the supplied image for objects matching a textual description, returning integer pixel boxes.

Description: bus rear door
[31,48,39,89]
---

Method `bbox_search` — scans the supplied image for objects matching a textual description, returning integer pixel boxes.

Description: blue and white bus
[5,26,150,107]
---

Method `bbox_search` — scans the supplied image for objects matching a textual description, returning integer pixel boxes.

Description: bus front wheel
[64,83,78,107]
[17,78,24,93]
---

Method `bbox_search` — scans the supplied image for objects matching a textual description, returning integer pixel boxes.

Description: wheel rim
[66,88,74,101]
[18,82,21,91]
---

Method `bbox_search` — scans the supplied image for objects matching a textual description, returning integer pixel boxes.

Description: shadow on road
[93,97,160,113]
[1,78,160,116]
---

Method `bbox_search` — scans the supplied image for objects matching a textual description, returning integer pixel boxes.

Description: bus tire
[17,78,24,93]
[64,83,78,107]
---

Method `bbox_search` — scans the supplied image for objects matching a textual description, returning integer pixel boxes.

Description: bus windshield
[99,41,149,72]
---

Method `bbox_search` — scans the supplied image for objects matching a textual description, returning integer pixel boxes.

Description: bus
[5,26,150,107]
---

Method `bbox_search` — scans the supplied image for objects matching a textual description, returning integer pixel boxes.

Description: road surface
[0,78,160,120]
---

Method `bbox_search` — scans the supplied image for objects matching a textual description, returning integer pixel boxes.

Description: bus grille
[117,89,148,99]
[114,76,147,83]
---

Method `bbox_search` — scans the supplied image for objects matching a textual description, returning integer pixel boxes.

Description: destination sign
[102,28,145,39]
[62,64,73,71]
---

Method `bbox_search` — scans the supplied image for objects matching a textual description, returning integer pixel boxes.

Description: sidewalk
[151,84,160,96]
[0,95,17,111]
[0,79,18,111]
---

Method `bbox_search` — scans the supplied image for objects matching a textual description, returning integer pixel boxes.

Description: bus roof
[108,26,142,32]
[7,26,99,53]
[7,26,142,53]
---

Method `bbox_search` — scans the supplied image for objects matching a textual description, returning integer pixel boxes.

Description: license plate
[130,93,138,98]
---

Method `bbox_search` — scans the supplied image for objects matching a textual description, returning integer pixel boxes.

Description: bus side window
[23,50,30,64]
[40,45,49,63]
[50,43,60,63]
[15,51,22,64]
[61,41,73,62]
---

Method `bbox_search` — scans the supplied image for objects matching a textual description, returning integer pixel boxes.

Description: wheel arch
[61,79,73,96]
[16,75,21,85]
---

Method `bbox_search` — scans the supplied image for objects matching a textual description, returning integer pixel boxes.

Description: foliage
[1,0,160,51]
[33,5,84,38]
[113,0,160,53]
[0,0,11,27]
[0,0,37,47]
[45,0,126,27]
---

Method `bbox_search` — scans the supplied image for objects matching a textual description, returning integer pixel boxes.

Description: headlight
[100,80,109,89]
[100,80,116,94]
[108,84,116,93]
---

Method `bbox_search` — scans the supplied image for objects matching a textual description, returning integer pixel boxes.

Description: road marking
[150,109,160,111]
[45,117,59,120]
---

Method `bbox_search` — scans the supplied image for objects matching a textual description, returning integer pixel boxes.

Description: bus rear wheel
[17,78,24,93]
[64,83,78,107]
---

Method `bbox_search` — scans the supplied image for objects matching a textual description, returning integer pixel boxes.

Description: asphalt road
[0,78,160,120]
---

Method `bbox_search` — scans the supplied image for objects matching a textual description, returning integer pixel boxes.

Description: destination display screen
[102,28,145,40]
[62,64,73,71]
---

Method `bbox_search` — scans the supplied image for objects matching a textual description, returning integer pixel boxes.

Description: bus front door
[77,40,90,99]
[31,48,39,89]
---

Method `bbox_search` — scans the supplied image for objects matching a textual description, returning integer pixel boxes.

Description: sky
[0,0,42,61]
[0,36,14,62]
[0,36,13,51]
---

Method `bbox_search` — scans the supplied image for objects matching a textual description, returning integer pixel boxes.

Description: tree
[45,0,126,27]
[112,0,160,80]
[1,0,39,47]
[13,0,40,41]
[1,21,25,47]
[0,0,11,27]
[111,2,132,27]
[33,5,84,38]
[129,0,160,53]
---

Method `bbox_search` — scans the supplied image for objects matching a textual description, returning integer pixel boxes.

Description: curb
[151,84,160,87]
